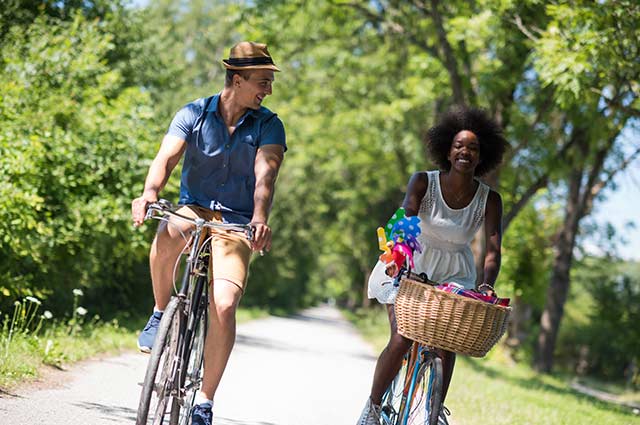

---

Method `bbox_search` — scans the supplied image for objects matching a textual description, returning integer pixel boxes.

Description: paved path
[0,305,377,425]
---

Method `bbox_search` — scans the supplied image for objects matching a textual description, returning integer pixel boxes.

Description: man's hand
[131,192,158,227]
[250,221,272,252]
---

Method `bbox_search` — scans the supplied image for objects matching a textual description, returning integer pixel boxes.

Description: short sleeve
[166,103,200,141]
[259,114,287,151]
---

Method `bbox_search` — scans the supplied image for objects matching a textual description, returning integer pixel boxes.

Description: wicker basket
[394,278,511,357]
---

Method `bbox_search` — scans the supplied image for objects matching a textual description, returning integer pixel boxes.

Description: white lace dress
[368,170,490,304]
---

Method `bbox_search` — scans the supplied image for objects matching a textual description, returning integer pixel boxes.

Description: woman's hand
[477,283,496,297]
[384,261,399,278]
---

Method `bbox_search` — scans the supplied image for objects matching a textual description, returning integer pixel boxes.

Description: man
[131,41,286,425]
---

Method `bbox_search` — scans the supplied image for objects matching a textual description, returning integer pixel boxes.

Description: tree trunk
[534,167,583,372]
[506,294,532,348]
[362,268,371,308]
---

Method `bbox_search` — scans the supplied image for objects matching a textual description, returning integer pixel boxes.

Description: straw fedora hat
[222,41,280,72]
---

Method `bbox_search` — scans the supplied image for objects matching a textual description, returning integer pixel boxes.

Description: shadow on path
[217,417,280,425]
[73,401,137,422]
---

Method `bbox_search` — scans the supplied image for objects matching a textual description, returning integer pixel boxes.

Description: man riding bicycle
[131,41,286,425]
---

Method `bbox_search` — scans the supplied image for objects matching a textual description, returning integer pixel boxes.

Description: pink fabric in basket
[436,282,510,307]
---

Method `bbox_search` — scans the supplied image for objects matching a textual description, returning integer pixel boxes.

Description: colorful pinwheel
[377,208,422,270]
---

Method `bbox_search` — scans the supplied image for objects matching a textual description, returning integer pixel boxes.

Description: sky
[590,165,640,261]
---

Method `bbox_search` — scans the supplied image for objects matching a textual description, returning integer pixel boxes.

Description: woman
[358,106,508,425]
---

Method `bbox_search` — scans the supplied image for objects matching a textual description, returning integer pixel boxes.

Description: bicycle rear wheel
[404,351,443,425]
[136,297,182,425]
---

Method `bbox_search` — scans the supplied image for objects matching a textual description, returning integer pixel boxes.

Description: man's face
[236,70,275,110]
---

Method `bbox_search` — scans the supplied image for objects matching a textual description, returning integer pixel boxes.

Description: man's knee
[211,279,242,324]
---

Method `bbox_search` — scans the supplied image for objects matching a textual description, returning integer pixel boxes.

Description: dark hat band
[225,57,274,67]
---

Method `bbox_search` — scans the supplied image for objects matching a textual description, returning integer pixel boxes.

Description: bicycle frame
[137,200,253,425]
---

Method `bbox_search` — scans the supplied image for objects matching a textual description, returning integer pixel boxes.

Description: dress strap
[419,171,438,215]
[471,180,490,228]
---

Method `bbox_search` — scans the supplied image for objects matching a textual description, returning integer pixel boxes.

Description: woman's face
[447,130,481,174]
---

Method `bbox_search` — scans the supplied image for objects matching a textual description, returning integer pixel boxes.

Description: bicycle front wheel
[405,351,443,425]
[171,283,208,425]
[136,297,182,425]
[380,352,410,424]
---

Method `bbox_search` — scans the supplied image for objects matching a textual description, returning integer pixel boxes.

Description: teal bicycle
[378,270,444,425]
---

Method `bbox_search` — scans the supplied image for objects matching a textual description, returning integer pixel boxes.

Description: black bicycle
[135,200,253,425]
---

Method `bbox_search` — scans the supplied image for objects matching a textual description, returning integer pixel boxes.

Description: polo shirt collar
[207,93,260,118]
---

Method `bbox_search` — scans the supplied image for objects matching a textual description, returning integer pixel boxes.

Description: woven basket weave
[394,278,511,357]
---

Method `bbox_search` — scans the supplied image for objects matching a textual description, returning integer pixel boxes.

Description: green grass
[0,296,268,391]
[0,317,137,389]
[346,307,639,425]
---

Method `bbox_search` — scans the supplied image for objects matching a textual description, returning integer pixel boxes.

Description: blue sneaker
[191,404,212,425]
[137,311,162,353]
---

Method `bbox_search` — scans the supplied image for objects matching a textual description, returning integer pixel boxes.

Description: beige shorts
[176,205,252,292]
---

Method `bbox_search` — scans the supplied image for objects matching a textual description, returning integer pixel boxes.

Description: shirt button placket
[221,141,231,186]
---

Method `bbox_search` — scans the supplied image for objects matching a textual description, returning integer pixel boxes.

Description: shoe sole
[137,342,152,354]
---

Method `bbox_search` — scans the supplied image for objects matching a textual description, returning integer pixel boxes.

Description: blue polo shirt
[166,93,287,224]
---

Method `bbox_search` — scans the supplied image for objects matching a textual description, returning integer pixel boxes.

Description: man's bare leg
[149,217,193,310]
[198,279,243,400]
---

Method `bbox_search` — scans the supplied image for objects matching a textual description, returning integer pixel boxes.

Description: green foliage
[533,0,640,108]
[558,258,640,385]
[500,195,559,308]
[0,10,159,314]
[0,292,136,389]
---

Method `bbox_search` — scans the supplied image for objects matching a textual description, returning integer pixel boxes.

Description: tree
[527,1,640,372]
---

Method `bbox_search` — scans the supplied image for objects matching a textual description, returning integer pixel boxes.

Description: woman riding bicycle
[358,106,508,425]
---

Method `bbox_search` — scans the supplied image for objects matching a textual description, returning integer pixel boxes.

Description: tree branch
[591,88,640,118]
[511,14,540,42]
[341,1,440,57]
[429,0,466,104]
[503,124,580,231]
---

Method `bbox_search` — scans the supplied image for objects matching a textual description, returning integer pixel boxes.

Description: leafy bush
[0,12,158,315]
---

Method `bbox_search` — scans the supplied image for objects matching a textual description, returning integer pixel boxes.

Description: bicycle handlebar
[144,199,254,242]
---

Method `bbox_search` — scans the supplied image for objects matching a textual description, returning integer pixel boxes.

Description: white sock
[194,391,213,408]
[153,306,164,314]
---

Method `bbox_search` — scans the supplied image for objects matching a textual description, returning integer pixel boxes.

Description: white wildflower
[72,289,84,297]
[25,296,41,305]
[45,339,53,356]
[43,311,53,319]
[76,307,88,316]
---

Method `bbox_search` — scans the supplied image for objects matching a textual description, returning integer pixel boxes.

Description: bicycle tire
[405,352,443,425]
[171,278,208,425]
[136,297,182,425]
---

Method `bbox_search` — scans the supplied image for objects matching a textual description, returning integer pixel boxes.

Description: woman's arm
[401,172,428,217]
[481,189,503,295]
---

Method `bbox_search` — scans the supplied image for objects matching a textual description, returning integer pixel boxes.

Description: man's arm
[251,144,285,251]
[131,135,187,226]
[481,190,503,295]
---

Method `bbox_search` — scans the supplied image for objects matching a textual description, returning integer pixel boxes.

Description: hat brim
[222,60,280,72]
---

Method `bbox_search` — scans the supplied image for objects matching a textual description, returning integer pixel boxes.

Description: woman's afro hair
[427,106,508,176]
